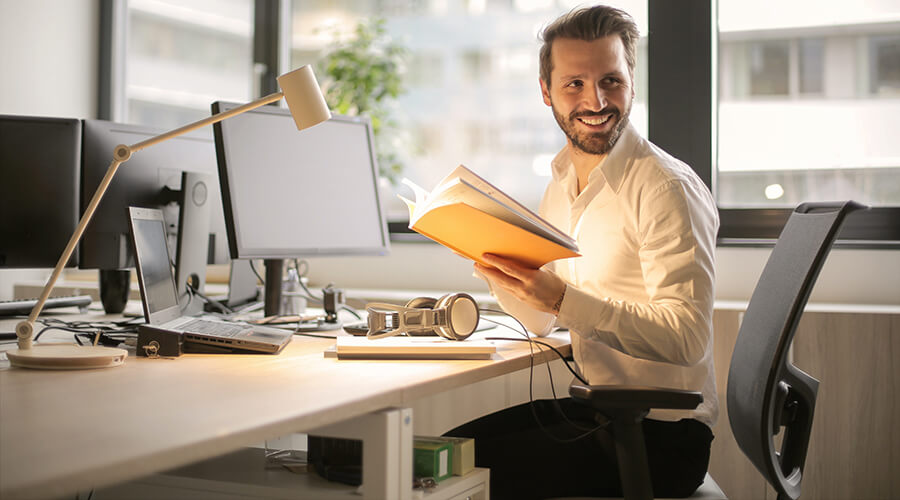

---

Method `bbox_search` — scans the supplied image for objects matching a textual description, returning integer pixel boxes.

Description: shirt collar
[550,122,641,195]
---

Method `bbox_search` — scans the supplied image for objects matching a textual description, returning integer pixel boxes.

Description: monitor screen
[0,114,81,268]
[212,103,389,260]
[80,119,230,270]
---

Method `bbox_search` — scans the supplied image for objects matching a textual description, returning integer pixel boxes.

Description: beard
[551,98,632,156]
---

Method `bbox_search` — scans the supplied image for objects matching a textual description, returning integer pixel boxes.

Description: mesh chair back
[726,201,865,500]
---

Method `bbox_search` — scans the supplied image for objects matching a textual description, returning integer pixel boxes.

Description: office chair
[567,200,866,500]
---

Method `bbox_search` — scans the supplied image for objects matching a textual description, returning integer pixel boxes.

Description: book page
[430,179,576,250]
[402,165,577,251]
[448,165,574,245]
[401,178,430,212]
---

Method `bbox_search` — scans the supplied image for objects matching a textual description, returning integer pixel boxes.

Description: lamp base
[6,344,127,370]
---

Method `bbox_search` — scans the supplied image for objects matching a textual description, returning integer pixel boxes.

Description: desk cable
[479,308,609,443]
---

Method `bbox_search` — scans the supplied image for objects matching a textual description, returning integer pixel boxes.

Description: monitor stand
[263,259,284,317]
[175,172,213,316]
[263,260,343,331]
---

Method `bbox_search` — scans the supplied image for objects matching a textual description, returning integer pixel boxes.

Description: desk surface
[0,309,570,500]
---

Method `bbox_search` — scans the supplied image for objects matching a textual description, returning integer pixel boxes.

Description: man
[447,5,719,499]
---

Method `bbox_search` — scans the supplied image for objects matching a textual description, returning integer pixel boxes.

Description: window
[749,40,790,96]
[798,38,824,95]
[718,1,900,214]
[103,0,254,131]
[870,34,900,97]
[290,0,648,222]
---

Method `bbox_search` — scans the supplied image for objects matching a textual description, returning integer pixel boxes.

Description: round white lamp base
[7,344,127,370]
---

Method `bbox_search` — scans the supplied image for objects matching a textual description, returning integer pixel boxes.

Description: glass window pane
[749,41,789,96]
[870,35,900,97]
[125,0,254,132]
[718,1,900,208]
[291,0,648,221]
[798,38,824,95]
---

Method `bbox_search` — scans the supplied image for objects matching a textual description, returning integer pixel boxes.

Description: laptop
[128,207,292,354]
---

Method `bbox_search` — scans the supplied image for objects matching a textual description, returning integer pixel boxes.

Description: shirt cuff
[556,285,616,344]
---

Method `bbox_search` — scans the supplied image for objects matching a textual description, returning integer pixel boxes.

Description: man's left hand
[475,253,566,315]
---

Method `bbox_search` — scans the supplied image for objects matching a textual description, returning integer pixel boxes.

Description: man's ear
[540,78,552,107]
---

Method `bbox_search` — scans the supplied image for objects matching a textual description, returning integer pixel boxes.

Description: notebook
[128,207,292,354]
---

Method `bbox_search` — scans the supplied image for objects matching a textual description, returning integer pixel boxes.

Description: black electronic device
[0,114,81,268]
[0,295,93,317]
[79,119,231,312]
[211,102,389,318]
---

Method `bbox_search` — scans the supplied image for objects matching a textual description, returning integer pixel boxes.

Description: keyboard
[0,295,93,317]
[179,318,251,338]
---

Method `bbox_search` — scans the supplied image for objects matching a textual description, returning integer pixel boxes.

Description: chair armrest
[569,382,703,411]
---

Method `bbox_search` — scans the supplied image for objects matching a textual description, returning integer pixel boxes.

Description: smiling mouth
[577,114,613,126]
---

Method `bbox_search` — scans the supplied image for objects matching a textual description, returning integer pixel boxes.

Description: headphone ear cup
[404,297,438,336]
[434,293,479,341]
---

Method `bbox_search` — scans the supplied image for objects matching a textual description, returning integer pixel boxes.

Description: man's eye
[566,80,583,88]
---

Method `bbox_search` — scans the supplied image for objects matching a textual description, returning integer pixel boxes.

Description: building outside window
[717,1,900,209]
[116,0,254,133]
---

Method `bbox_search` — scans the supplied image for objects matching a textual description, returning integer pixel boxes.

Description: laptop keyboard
[180,319,251,338]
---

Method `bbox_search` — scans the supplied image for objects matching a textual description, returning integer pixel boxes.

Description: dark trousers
[445,398,713,500]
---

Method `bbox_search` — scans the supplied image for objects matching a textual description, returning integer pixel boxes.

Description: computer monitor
[212,102,390,316]
[0,114,81,269]
[80,119,231,312]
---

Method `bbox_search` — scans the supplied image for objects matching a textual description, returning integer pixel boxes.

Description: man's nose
[583,85,607,111]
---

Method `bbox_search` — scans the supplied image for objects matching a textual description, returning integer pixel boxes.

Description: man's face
[540,35,635,156]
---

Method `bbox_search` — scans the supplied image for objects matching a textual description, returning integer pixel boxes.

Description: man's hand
[475,253,567,315]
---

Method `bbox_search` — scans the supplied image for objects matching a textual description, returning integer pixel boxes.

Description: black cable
[483,335,586,385]
[340,305,361,319]
[248,259,265,285]
[478,308,603,442]
[32,318,137,345]
[186,282,233,314]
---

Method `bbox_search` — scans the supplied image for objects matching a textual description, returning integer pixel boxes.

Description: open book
[400,165,579,268]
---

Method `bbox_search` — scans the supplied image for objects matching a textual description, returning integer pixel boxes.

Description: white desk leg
[310,407,413,500]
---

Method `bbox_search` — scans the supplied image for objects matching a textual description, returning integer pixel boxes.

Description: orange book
[400,165,579,268]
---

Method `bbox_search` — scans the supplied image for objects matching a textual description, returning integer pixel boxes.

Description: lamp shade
[278,65,332,130]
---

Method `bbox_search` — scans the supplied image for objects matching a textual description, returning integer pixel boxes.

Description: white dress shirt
[488,123,719,426]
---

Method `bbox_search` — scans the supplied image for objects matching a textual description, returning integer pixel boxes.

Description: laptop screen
[131,213,179,315]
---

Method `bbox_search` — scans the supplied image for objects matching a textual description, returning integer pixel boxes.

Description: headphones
[365,293,480,341]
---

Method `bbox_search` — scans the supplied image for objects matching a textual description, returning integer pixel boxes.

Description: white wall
[1,0,897,306]
[0,0,99,300]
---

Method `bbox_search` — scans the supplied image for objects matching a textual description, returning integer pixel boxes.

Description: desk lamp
[8,65,331,370]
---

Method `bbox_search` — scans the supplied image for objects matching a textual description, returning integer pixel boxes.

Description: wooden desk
[0,310,571,500]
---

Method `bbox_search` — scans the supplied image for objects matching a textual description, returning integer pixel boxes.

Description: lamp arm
[15,156,126,348]
[14,90,285,349]
[130,91,284,153]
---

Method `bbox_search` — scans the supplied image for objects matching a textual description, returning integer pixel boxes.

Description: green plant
[316,18,407,184]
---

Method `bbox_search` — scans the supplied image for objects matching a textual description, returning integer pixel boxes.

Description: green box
[413,438,453,482]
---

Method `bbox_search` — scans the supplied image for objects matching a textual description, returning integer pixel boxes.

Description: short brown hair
[539,5,640,87]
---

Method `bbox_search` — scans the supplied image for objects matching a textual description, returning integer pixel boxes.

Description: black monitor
[212,102,389,316]
[80,119,230,312]
[0,114,81,269]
